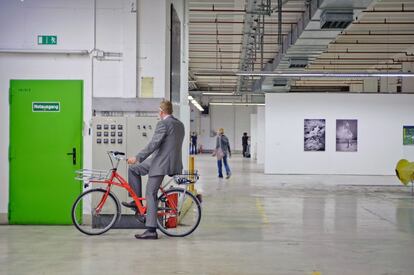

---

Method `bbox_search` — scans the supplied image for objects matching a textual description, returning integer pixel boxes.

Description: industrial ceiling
[188,0,414,103]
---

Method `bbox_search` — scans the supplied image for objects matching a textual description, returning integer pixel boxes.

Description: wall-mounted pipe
[136,0,140,98]
[0,49,89,55]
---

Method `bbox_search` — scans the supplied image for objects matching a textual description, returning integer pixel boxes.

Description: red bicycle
[71,151,201,237]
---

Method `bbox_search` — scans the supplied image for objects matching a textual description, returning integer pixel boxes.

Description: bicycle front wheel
[71,188,121,235]
[157,188,201,237]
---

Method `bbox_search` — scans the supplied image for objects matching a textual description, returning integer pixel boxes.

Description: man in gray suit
[123,100,185,239]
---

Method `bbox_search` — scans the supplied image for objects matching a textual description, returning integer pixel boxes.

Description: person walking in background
[242,132,249,157]
[213,128,231,179]
[190,132,198,154]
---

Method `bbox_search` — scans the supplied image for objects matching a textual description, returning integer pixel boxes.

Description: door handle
[67,148,77,165]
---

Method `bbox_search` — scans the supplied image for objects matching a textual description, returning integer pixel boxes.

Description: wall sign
[403,126,414,145]
[32,102,60,112]
[37,35,57,45]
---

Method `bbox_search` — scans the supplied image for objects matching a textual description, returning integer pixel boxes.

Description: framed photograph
[304,119,326,151]
[336,119,358,152]
[403,126,414,145]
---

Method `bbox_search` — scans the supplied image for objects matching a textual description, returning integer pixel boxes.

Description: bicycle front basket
[75,169,110,182]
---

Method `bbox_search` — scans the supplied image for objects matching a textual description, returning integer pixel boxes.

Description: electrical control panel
[92,116,159,215]
[92,117,130,214]
[126,116,159,155]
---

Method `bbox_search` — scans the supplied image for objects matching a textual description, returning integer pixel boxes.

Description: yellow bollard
[188,156,195,193]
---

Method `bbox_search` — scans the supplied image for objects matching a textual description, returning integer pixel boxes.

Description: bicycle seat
[174,176,195,184]
[175,177,193,185]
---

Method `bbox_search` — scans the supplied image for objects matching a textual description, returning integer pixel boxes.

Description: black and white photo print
[304,119,326,151]
[336,119,358,152]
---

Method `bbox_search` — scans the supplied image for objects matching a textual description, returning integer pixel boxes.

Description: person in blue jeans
[214,128,231,179]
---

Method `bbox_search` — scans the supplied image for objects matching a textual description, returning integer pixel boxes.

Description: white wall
[202,105,254,152]
[94,0,137,97]
[250,113,257,160]
[265,93,414,175]
[257,106,265,165]
[138,0,168,98]
[0,0,94,50]
[199,114,214,151]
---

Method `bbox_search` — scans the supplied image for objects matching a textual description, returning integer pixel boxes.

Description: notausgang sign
[32,102,60,112]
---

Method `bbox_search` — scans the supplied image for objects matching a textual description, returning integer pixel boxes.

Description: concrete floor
[1,154,414,275]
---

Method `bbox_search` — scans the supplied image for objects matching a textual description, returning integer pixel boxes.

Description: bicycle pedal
[134,213,146,224]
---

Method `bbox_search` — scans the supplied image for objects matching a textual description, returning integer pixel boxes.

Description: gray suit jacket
[136,116,185,176]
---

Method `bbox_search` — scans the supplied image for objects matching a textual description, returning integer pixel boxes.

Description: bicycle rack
[75,169,110,182]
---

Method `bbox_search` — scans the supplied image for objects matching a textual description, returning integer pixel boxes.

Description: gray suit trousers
[128,161,164,228]
[145,175,164,228]
[128,161,151,198]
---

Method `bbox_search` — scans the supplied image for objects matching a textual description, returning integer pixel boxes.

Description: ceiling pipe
[193,70,414,78]
[190,33,288,36]
[189,8,305,13]
[189,20,297,25]
[353,21,414,24]
[278,0,283,48]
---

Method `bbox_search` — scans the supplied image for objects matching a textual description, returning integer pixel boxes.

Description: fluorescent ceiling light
[209,102,265,106]
[188,96,204,112]
[202,92,235,96]
[207,83,236,86]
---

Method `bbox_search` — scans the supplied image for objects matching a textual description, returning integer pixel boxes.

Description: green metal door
[9,80,83,224]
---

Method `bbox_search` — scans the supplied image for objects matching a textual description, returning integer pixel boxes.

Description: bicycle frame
[88,169,147,214]
[88,169,177,216]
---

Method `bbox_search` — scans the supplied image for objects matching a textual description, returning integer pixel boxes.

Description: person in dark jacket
[242,132,249,157]
[214,128,231,179]
[190,132,198,154]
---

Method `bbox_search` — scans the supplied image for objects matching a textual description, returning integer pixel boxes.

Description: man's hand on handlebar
[127,157,138,165]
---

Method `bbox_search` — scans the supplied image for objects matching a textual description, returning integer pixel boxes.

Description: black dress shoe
[122,201,137,209]
[135,230,158,240]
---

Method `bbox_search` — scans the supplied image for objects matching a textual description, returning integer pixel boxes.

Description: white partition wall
[250,113,257,160]
[202,105,254,152]
[257,106,266,165]
[265,93,414,175]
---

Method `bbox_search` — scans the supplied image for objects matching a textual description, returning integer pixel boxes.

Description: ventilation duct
[289,57,308,68]
[262,78,291,92]
[320,10,353,29]
[273,79,289,87]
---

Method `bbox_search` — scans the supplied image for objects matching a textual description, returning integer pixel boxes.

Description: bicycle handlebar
[107,151,126,159]
[108,151,125,156]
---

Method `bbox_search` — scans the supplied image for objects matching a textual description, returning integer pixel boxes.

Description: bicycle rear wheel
[157,188,201,237]
[71,188,120,235]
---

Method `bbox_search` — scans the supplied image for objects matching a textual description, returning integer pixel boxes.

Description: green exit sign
[32,102,60,112]
[37,35,57,45]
